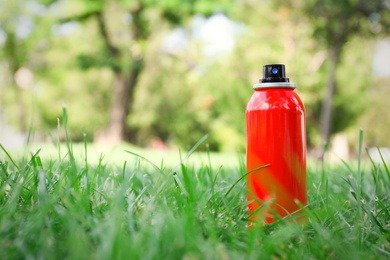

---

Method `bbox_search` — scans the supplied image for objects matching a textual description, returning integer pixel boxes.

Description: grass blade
[168,134,208,175]
[125,150,163,174]
[0,144,20,171]
[356,129,364,248]
[377,147,390,182]
[224,164,270,198]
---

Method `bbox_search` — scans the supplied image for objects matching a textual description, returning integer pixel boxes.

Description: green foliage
[129,50,215,149]
[131,2,314,151]
[295,0,390,48]
[31,19,112,140]
[332,38,373,133]
[0,0,389,150]
[299,42,375,147]
[130,46,252,151]
[358,77,390,147]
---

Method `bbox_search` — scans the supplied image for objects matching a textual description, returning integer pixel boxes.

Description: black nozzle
[260,64,290,83]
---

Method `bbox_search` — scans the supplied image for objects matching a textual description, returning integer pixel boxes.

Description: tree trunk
[102,72,128,144]
[101,59,143,144]
[93,7,145,146]
[319,46,341,160]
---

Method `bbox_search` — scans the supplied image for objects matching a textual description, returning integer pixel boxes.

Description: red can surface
[246,64,307,224]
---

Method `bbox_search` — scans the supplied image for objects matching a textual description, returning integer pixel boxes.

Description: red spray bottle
[246,64,307,224]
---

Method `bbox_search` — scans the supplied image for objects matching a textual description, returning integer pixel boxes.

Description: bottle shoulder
[246,89,304,111]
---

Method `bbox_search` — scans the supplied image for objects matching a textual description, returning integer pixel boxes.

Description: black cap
[260,64,290,83]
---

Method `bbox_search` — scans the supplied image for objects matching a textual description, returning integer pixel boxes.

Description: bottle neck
[253,82,296,90]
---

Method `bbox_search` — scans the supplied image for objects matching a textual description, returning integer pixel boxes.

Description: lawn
[0,136,389,259]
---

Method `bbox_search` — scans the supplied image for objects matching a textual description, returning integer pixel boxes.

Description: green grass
[0,133,390,259]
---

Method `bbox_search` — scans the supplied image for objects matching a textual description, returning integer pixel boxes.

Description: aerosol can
[246,64,307,224]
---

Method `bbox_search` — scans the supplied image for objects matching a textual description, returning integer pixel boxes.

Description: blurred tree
[283,0,390,159]
[39,0,231,145]
[0,0,40,131]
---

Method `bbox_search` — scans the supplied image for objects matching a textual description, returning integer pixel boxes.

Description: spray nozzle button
[261,64,290,83]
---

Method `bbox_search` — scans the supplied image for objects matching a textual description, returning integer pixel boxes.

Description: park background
[1,0,390,160]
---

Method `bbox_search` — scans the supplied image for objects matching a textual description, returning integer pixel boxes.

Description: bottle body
[246,88,307,223]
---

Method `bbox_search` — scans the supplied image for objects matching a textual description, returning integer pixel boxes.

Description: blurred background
[1,0,390,159]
